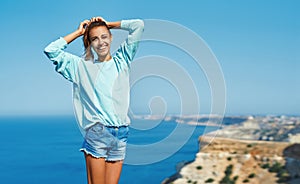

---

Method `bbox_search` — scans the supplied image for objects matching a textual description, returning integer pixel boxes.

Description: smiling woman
[83,18,113,61]
[43,16,144,184]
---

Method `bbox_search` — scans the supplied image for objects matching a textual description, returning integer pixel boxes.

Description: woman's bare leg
[84,153,106,184]
[105,160,124,184]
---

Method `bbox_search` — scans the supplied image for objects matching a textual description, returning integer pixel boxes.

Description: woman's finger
[89,16,106,23]
[97,16,106,22]
[83,20,90,26]
[90,17,96,22]
[95,17,102,21]
[81,20,90,28]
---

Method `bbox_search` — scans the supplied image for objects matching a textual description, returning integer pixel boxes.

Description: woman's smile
[98,45,108,51]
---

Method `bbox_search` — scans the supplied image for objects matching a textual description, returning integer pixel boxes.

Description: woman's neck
[97,54,112,62]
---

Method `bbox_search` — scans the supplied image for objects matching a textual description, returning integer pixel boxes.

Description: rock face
[166,137,294,184]
[162,115,300,184]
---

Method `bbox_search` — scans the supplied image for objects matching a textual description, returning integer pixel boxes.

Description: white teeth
[98,47,106,50]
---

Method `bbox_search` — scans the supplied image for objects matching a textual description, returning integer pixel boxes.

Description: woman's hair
[83,21,111,60]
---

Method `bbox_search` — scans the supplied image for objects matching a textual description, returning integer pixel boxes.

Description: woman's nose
[94,39,103,46]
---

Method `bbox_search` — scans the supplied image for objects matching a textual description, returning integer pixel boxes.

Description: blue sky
[0,0,299,116]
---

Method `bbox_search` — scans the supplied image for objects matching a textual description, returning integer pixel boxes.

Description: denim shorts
[79,123,129,161]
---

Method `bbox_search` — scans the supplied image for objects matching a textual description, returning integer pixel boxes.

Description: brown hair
[83,21,111,60]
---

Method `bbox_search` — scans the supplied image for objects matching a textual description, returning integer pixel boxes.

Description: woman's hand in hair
[89,16,120,29]
[90,16,107,23]
[77,19,91,36]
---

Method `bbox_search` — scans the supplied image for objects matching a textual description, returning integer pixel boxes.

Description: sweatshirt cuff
[57,37,68,48]
[120,20,131,30]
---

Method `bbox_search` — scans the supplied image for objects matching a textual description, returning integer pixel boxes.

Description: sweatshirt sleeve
[115,19,144,67]
[44,37,80,83]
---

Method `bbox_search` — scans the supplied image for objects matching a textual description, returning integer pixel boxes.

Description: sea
[0,115,245,184]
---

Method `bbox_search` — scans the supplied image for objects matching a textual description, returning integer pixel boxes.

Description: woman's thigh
[84,153,106,184]
[105,161,124,184]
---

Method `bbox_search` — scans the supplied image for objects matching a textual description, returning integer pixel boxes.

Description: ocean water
[0,115,220,184]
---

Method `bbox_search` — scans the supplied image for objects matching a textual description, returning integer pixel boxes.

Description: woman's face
[89,26,112,59]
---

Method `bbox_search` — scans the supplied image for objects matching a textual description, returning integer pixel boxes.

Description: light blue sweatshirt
[44,19,144,135]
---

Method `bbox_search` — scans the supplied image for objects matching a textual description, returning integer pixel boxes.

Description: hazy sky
[0,0,299,116]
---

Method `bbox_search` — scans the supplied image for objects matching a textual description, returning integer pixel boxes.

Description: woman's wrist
[64,30,83,44]
[107,21,121,29]
[74,30,83,37]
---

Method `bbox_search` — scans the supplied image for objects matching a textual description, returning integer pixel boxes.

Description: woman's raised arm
[64,19,90,44]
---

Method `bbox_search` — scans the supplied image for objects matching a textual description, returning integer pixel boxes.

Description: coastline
[162,115,300,184]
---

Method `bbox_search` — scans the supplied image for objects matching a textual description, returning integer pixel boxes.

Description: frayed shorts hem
[80,148,125,161]
[79,148,106,159]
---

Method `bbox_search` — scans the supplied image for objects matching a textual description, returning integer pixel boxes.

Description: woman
[44,16,144,184]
